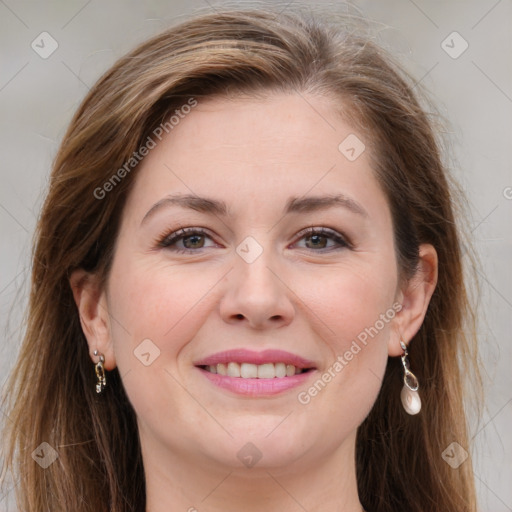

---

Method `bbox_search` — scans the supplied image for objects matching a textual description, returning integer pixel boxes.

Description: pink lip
[194,349,316,368]
[198,367,316,397]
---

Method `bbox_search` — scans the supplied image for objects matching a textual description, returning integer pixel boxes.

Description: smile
[194,349,317,396]
[199,362,310,378]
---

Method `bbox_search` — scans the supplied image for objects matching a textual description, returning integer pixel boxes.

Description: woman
[1,6,480,512]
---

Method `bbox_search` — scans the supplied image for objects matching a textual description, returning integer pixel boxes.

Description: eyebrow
[141,192,368,225]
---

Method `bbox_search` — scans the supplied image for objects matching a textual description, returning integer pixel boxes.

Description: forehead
[163,93,351,163]
[123,92,388,223]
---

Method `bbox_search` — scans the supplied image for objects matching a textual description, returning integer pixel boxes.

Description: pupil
[307,234,326,249]
[184,235,203,248]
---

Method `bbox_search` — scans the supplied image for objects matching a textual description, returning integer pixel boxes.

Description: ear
[388,243,438,356]
[69,269,117,370]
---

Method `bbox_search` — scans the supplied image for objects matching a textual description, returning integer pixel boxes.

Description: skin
[71,92,437,512]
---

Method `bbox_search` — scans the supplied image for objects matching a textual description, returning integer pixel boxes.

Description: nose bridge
[237,250,279,300]
[219,236,295,329]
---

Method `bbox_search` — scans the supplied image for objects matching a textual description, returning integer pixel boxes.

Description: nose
[219,249,295,330]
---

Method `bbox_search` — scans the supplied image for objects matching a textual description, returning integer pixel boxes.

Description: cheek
[295,258,397,345]
[296,306,390,434]
[291,260,396,416]
[108,262,202,346]
[104,259,219,425]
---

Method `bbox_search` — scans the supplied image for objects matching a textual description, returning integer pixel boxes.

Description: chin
[198,416,326,470]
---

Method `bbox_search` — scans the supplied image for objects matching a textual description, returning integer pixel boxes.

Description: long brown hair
[1,6,481,511]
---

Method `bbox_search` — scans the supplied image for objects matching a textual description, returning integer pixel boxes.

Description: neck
[143,430,363,512]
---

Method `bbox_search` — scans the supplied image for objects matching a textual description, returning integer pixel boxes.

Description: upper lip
[194,349,316,369]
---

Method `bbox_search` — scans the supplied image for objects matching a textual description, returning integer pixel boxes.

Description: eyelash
[156,226,351,254]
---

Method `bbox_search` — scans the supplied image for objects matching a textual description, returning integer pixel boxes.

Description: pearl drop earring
[399,341,421,415]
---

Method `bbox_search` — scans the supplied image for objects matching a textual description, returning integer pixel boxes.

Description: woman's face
[101,93,406,472]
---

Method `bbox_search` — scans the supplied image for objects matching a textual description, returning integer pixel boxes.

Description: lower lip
[197,367,316,397]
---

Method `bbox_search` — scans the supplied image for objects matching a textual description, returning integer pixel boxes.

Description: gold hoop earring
[400,341,421,415]
[93,350,106,394]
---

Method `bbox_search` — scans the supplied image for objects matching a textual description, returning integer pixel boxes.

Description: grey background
[0,1,510,510]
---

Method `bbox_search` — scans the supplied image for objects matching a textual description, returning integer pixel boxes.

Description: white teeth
[205,362,308,378]
[240,363,258,378]
[275,362,286,378]
[227,362,241,377]
[257,363,275,379]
